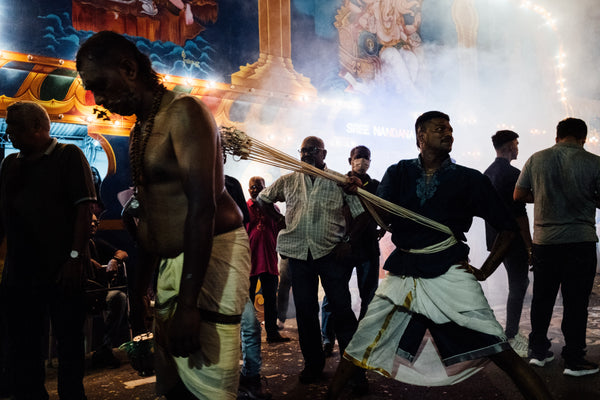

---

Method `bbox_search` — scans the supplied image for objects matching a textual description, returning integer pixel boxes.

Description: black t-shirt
[483,157,527,251]
[0,142,96,286]
[377,156,518,278]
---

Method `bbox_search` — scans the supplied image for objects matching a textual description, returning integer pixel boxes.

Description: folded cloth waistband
[199,308,242,324]
[156,296,242,324]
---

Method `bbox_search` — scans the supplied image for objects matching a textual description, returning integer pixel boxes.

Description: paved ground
[34,274,600,399]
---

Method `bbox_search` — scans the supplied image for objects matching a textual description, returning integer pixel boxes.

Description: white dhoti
[154,227,251,399]
[344,264,508,386]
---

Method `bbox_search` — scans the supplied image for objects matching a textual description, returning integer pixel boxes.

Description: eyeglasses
[250,185,263,190]
[298,146,323,155]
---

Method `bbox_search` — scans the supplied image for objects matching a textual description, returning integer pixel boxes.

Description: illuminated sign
[346,123,414,140]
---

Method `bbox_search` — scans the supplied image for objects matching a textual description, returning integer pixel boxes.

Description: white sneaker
[563,359,600,377]
[508,333,529,358]
[529,351,554,367]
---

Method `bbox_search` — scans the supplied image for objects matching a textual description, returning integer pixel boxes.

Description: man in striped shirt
[258,136,368,384]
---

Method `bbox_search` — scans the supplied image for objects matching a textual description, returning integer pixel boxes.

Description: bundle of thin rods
[220,126,456,253]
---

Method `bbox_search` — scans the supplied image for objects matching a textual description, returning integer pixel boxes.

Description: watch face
[70,250,79,258]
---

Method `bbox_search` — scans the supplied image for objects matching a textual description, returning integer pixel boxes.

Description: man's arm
[515,214,533,264]
[106,249,128,272]
[345,211,371,241]
[257,197,286,230]
[225,176,250,225]
[332,211,371,262]
[514,187,534,203]
[464,230,515,281]
[166,97,221,356]
[56,202,92,292]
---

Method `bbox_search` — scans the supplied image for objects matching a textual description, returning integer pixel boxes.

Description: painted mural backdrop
[0,0,259,83]
[1,0,595,185]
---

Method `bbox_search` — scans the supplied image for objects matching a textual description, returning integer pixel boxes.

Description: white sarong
[154,227,251,399]
[344,264,507,386]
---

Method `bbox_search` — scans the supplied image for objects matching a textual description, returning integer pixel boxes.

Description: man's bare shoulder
[164,92,212,118]
[158,92,216,139]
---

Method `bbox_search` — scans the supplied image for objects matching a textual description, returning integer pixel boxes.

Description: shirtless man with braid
[77,31,250,400]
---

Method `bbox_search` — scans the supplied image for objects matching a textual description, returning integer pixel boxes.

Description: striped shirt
[259,169,364,260]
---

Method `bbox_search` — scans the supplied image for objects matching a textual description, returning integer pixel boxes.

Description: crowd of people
[0,30,599,400]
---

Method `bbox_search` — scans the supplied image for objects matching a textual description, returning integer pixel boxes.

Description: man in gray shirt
[514,117,600,377]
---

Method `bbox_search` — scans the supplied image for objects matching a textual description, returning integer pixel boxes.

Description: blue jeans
[321,296,334,345]
[529,242,596,362]
[249,273,279,337]
[290,252,357,368]
[240,299,261,377]
[321,257,379,344]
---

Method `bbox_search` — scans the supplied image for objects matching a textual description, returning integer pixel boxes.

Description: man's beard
[301,156,316,166]
[104,89,139,116]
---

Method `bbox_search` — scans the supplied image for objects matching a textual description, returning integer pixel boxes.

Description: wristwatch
[70,250,80,259]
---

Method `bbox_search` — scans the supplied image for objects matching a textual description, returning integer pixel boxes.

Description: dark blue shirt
[377,156,518,278]
[483,157,526,251]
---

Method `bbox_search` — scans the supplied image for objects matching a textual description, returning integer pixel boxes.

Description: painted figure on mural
[338,0,424,97]
[71,0,218,46]
[356,0,421,45]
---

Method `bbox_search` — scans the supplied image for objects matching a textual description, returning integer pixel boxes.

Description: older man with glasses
[258,136,370,384]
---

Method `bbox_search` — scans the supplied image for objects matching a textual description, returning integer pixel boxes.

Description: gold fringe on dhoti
[344,265,506,386]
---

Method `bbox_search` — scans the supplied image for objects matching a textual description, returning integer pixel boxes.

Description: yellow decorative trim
[403,291,413,309]
[343,352,392,378]
[87,132,117,175]
[360,305,401,367]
